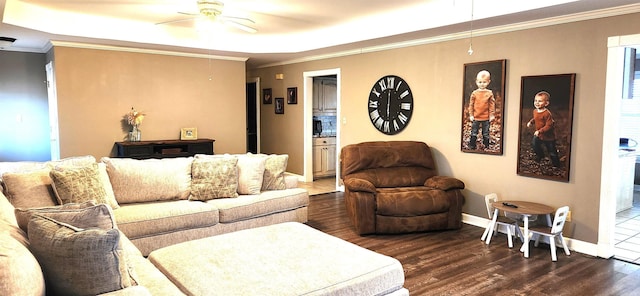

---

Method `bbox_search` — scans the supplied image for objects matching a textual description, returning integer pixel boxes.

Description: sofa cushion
[207,188,308,223]
[190,156,239,201]
[0,191,18,226]
[261,154,288,191]
[28,214,134,295]
[376,187,450,216]
[424,176,465,191]
[117,232,185,296]
[2,169,57,208]
[236,154,267,195]
[50,163,120,209]
[0,221,46,296]
[46,155,97,168]
[102,157,192,204]
[14,200,98,234]
[113,200,219,240]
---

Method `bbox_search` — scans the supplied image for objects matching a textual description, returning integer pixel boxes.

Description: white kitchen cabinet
[313,77,337,115]
[313,137,336,178]
[616,153,636,212]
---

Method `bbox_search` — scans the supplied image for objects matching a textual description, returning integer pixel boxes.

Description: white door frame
[45,61,60,160]
[599,33,640,258]
[303,68,341,189]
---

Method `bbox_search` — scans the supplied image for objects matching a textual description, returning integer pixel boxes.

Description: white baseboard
[462,213,600,258]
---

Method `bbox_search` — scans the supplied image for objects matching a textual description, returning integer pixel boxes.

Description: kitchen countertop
[619,149,638,157]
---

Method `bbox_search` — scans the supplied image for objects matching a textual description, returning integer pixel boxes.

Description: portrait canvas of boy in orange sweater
[461,60,506,155]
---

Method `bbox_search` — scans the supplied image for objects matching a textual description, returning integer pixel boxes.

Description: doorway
[303,69,341,192]
[600,33,640,261]
[246,78,261,154]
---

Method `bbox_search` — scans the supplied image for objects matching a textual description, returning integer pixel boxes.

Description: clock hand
[387,92,390,117]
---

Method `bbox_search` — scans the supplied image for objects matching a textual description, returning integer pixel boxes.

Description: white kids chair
[482,193,524,248]
[524,206,571,261]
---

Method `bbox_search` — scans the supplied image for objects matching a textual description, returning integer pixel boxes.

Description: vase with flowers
[126,107,145,142]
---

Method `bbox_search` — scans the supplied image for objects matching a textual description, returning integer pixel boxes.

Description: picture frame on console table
[461,59,506,155]
[180,127,198,140]
[516,73,576,182]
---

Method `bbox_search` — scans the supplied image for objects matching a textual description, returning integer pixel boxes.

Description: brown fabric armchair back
[340,141,465,235]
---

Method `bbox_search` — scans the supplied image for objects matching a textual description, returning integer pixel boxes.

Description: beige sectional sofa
[0,155,309,256]
[0,155,408,295]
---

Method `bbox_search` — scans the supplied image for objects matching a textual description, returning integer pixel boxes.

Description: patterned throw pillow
[28,214,135,295]
[190,156,239,201]
[236,154,267,195]
[49,163,119,209]
[262,154,289,191]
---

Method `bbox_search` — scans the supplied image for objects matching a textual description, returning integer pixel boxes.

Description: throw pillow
[236,154,267,195]
[2,168,57,208]
[28,215,134,296]
[14,200,102,234]
[190,156,239,201]
[262,154,289,190]
[101,157,192,203]
[0,161,48,196]
[49,163,119,209]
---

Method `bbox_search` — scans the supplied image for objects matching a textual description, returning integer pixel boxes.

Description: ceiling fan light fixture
[198,0,224,17]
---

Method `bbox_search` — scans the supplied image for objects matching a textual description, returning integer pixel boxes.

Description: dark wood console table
[115,139,215,159]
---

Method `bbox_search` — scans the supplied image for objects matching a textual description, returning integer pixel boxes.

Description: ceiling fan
[156,0,257,33]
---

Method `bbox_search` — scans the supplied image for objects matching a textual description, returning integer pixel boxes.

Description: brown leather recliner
[340,141,465,235]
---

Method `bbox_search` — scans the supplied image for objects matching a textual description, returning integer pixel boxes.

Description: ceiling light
[0,37,16,49]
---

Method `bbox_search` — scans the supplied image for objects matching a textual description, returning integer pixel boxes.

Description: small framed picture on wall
[287,87,297,104]
[275,97,284,114]
[263,88,273,104]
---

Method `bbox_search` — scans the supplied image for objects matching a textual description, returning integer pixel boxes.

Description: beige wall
[53,46,247,158]
[249,13,640,243]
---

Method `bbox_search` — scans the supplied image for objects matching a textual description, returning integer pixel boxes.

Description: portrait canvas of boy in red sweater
[517,74,576,182]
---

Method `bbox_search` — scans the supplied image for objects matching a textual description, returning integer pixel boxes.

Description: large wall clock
[368,75,414,135]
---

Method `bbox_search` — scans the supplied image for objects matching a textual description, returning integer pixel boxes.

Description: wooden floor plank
[307,192,640,295]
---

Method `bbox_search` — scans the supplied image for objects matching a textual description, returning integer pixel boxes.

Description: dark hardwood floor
[306,192,640,296]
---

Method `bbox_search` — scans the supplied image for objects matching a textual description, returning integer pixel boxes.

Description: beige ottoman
[148,222,408,296]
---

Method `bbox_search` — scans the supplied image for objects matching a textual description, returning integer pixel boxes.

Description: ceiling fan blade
[219,15,255,24]
[178,11,200,16]
[222,19,257,33]
[155,17,197,25]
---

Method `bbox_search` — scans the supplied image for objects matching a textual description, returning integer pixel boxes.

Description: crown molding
[259,3,640,68]
[49,40,249,62]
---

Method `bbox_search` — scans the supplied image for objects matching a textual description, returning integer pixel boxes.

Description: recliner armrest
[343,178,376,193]
[424,176,465,191]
